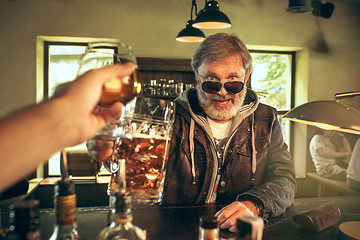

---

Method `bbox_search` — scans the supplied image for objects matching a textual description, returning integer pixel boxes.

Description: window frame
[249,49,296,115]
[40,40,296,178]
[42,41,91,177]
[249,49,296,149]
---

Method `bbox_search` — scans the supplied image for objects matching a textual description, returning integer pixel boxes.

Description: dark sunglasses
[202,81,244,94]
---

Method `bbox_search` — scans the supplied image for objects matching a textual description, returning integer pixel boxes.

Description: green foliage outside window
[250,53,291,111]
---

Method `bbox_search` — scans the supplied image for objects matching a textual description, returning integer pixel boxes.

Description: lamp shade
[283,100,360,135]
[287,0,312,13]
[176,20,206,43]
[193,0,231,29]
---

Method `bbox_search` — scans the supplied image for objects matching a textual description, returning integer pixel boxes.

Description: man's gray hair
[191,33,252,75]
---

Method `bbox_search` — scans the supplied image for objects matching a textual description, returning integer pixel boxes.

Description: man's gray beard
[197,85,247,121]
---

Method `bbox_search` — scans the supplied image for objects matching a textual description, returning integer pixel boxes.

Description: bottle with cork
[49,149,81,239]
[98,159,146,240]
[49,180,81,240]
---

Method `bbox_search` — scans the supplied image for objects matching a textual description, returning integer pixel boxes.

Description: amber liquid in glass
[109,135,169,203]
[98,71,141,107]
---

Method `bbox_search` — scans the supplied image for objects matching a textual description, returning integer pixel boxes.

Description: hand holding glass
[59,41,140,182]
[77,41,141,138]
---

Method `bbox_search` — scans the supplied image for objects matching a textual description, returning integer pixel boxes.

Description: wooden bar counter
[32,196,359,240]
[1,196,359,239]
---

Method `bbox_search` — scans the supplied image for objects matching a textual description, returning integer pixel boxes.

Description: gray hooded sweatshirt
[162,88,296,219]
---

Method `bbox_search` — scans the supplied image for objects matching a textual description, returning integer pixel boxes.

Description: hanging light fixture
[311,1,335,19]
[193,0,231,29]
[176,0,206,43]
[284,91,360,135]
[287,0,312,13]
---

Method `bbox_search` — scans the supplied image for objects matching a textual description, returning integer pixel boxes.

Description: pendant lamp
[176,0,206,42]
[193,0,231,29]
[284,91,360,135]
[176,20,206,43]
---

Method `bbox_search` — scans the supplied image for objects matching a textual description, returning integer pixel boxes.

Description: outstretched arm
[0,63,135,192]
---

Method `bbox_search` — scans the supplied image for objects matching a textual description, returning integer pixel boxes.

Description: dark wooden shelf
[139,94,178,100]
[136,57,195,85]
[137,57,193,72]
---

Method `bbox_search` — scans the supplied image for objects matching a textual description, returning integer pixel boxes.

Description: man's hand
[54,62,134,146]
[215,201,258,232]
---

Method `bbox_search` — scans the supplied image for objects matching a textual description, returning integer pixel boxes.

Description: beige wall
[0,0,359,115]
[0,0,359,176]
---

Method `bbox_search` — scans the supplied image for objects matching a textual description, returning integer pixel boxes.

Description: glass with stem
[59,40,140,181]
[77,41,141,138]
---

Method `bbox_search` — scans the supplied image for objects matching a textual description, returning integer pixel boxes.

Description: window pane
[250,53,292,111]
[250,52,293,147]
[47,45,87,176]
[47,44,114,176]
[48,45,87,97]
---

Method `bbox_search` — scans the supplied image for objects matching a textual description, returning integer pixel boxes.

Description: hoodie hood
[174,88,260,184]
[175,88,259,133]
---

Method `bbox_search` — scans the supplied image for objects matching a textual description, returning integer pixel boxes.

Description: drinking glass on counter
[104,96,174,204]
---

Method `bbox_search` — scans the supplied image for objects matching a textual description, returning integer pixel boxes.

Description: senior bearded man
[161,33,296,232]
[87,33,296,232]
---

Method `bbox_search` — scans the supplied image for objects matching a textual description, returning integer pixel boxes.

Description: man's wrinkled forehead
[198,55,246,73]
[199,54,244,69]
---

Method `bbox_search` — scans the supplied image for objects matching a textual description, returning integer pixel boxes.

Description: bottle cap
[200,216,218,229]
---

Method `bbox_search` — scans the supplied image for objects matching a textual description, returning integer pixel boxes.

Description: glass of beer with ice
[106,96,174,204]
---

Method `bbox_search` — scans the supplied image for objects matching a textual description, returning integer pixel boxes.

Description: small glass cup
[77,41,141,138]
